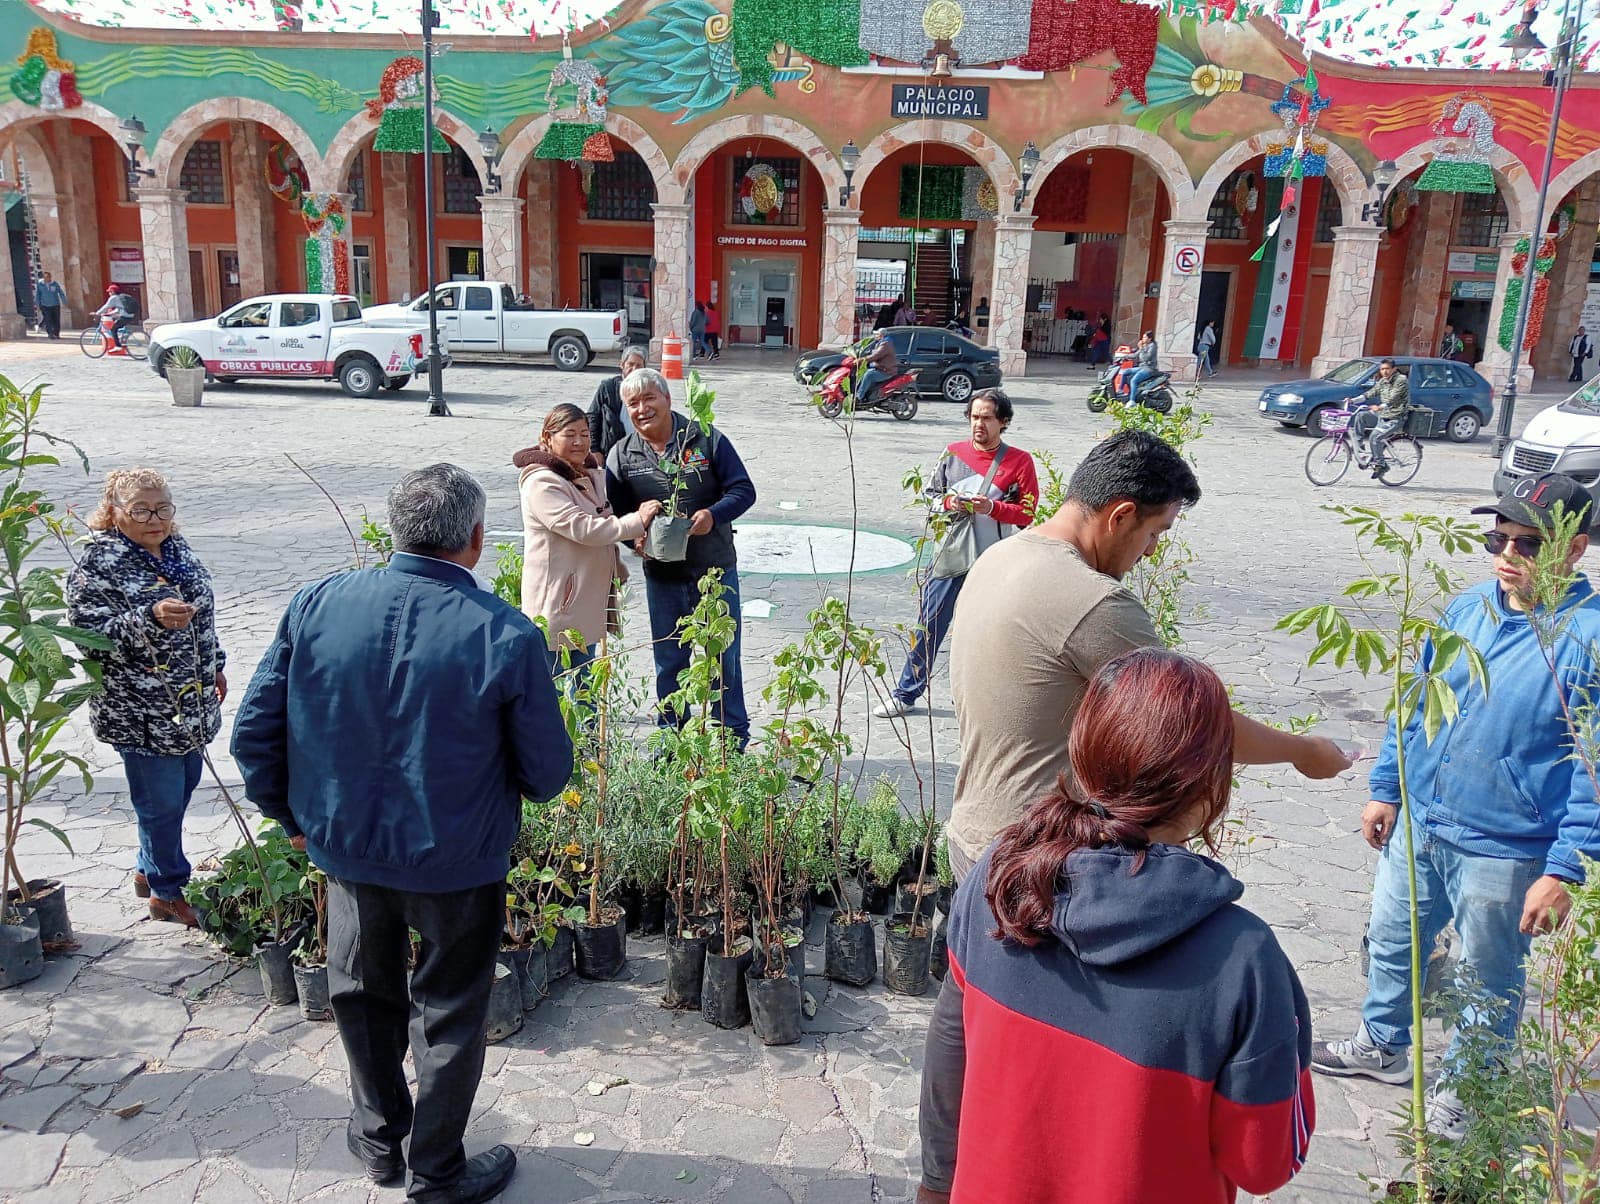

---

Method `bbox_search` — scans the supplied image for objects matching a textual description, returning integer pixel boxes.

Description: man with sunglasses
[1314,472,1600,1141]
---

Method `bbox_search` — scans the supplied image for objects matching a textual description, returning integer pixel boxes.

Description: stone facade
[988,215,1035,378]
[379,152,415,302]
[228,124,273,299]
[1310,226,1385,377]
[820,210,861,350]
[649,201,691,360]
[135,188,194,325]
[1398,191,1452,357]
[966,221,995,346]
[1154,219,1210,379]
[1535,180,1600,382]
[479,194,525,292]
[1114,162,1160,339]
[523,159,557,307]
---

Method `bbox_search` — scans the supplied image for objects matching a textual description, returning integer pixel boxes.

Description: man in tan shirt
[944,430,1353,878]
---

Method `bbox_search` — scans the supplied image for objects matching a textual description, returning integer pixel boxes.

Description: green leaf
[25,816,72,853]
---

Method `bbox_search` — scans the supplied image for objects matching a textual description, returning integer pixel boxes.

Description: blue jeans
[893,572,966,705]
[1125,367,1154,399]
[1362,814,1544,1078]
[645,567,749,747]
[119,748,202,901]
[855,368,887,404]
[691,332,710,358]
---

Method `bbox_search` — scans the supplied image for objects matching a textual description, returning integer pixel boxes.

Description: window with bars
[1454,191,1509,247]
[441,147,481,215]
[1313,183,1342,243]
[585,151,657,222]
[729,156,802,226]
[1206,169,1254,241]
[180,140,227,205]
[347,150,369,213]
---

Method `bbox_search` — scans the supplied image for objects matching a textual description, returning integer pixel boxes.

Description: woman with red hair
[917,648,1315,1203]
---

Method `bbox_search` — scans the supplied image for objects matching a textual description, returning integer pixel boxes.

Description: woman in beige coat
[515,404,660,672]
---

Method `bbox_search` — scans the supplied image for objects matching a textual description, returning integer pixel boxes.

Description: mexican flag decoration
[1417,92,1498,194]
[1243,176,1319,362]
[1264,74,1328,178]
[10,28,82,112]
[535,123,606,161]
[960,167,1000,221]
[1496,236,1557,353]
[301,193,351,295]
[858,0,1032,68]
[898,165,1000,222]
[368,58,448,153]
[739,162,785,223]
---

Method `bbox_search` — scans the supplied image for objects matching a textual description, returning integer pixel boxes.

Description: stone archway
[496,112,671,199]
[148,97,323,191]
[1022,125,1194,215]
[1185,128,1366,226]
[317,105,488,196]
[1548,150,1600,216]
[851,118,1020,201]
[665,114,846,205]
[1387,139,1539,234]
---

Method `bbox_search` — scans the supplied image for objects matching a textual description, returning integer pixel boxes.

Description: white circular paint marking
[734,523,915,576]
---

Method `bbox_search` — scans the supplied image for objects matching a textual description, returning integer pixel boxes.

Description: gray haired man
[233,464,572,1204]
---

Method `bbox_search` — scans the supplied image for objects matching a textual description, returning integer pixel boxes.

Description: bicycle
[1303,409,1422,488]
[79,320,149,362]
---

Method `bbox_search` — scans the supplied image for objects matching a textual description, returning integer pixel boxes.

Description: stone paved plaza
[0,342,1578,1203]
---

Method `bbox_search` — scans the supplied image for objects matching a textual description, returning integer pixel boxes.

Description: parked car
[1493,376,1600,503]
[148,294,436,398]
[793,327,1001,403]
[364,281,626,371]
[1257,356,1494,442]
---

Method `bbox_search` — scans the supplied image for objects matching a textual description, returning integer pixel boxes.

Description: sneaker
[1425,1087,1468,1142]
[1371,463,1388,479]
[1311,1031,1413,1085]
[874,696,915,719]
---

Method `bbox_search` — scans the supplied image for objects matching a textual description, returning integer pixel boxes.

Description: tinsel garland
[1032,166,1090,224]
[537,122,605,161]
[304,237,324,292]
[899,165,965,222]
[1416,159,1495,194]
[580,131,615,162]
[373,106,449,154]
[1017,0,1160,105]
[731,0,868,94]
[858,0,1031,66]
[1497,236,1557,353]
[960,168,1000,222]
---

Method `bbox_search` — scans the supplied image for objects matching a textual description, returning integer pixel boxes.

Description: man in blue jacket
[1314,472,1600,1141]
[232,464,572,1204]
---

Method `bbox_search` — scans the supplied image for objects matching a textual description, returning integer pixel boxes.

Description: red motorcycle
[811,346,918,422]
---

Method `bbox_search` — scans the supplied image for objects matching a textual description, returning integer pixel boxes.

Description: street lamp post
[420,0,449,417]
[1490,0,1583,458]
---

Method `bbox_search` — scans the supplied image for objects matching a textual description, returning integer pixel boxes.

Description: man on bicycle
[1351,359,1409,479]
[95,285,136,354]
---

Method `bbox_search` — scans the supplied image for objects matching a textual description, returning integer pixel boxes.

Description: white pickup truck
[364,282,627,371]
[148,294,436,397]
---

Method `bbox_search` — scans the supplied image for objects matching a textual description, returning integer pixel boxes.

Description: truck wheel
[551,335,588,372]
[383,377,409,392]
[213,376,239,386]
[338,357,382,398]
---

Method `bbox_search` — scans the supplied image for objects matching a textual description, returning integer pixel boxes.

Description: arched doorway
[1531,174,1600,383]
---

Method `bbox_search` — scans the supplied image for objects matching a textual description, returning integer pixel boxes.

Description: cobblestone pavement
[0,342,1574,1202]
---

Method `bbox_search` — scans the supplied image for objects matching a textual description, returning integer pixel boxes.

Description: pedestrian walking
[66,469,226,929]
[875,389,1037,719]
[689,300,709,360]
[918,648,1315,1204]
[232,463,573,1203]
[1439,324,1465,362]
[605,368,757,747]
[33,272,65,339]
[1571,326,1593,382]
[586,345,647,460]
[1312,472,1600,1142]
[1196,320,1218,377]
[514,403,661,674]
[705,302,722,359]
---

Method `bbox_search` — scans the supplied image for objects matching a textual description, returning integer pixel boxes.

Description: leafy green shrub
[856,777,911,886]
[184,824,316,956]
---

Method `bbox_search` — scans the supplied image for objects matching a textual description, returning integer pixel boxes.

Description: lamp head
[1019,141,1041,184]
[119,114,147,158]
[840,139,860,181]
[1372,159,1398,191]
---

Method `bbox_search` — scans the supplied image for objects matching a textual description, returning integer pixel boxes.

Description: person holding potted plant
[513,403,661,675]
[605,368,756,747]
[66,468,226,928]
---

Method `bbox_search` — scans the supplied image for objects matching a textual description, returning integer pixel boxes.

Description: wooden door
[188,249,207,318]
[218,249,241,310]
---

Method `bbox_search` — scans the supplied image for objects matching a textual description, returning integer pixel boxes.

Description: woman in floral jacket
[67,468,225,927]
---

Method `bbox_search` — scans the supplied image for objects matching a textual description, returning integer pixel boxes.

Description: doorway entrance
[1446,292,1492,365]
[217,249,241,310]
[725,255,798,348]
[581,252,652,342]
[1198,270,1231,369]
[446,245,484,282]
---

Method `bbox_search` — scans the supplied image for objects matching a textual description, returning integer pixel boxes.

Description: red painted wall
[553,158,653,308]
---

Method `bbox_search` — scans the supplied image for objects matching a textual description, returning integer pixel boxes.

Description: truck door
[212,299,277,375]
[272,299,331,373]
[460,284,500,350]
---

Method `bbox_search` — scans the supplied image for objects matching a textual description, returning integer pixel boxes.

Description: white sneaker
[1311,1030,1413,1085]
[874,696,915,719]
[1425,1087,1469,1142]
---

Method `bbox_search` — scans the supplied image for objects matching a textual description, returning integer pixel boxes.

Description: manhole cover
[734,523,915,576]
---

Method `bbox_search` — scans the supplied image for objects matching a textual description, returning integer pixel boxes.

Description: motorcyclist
[1109,344,1138,398]
[1122,331,1159,400]
[854,331,899,406]
[95,285,135,351]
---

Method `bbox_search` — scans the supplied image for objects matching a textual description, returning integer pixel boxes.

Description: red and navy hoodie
[923,844,1315,1203]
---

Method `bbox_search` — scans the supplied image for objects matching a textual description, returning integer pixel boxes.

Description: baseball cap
[1472,472,1594,535]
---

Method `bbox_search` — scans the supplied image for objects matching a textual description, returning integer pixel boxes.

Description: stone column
[967,219,996,345]
[987,214,1035,377]
[328,191,356,294]
[136,188,194,325]
[379,152,416,300]
[1535,181,1600,381]
[1480,230,1536,394]
[228,123,273,297]
[1310,225,1385,377]
[1155,218,1210,380]
[26,190,67,318]
[1398,191,1452,355]
[820,209,861,349]
[52,134,100,324]
[1114,162,1159,337]
[479,194,525,291]
[524,160,557,306]
[0,218,24,337]
[650,201,692,361]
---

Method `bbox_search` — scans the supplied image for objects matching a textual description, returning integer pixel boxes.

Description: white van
[1493,377,1600,500]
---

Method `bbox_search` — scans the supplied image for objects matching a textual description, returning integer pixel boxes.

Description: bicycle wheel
[1378,436,1423,487]
[1304,436,1352,486]
[79,326,106,359]
[122,330,151,361]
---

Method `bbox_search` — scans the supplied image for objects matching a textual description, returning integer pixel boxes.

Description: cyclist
[95,285,136,355]
[1350,359,1410,478]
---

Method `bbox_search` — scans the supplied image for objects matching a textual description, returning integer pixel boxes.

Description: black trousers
[328,875,503,1201]
[1574,355,1588,383]
[39,305,60,339]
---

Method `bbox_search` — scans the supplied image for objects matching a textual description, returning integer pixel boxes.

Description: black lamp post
[1360,159,1398,224]
[1491,0,1583,459]
[1012,142,1040,212]
[118,114,155,194]
[421,0,449,417]
[476,125,503,195]
[838,139,860,207]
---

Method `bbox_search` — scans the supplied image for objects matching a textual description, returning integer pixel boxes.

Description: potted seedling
[184,824,314,1005]
[571,640,629,981]
[884,801,937,997]
[644,371,717,563]
[292,868,332,1021]
[929,833,956,981]
[164,345,207,407]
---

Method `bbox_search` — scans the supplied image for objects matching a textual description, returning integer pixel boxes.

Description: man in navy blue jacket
[1314,472,1600,1141]
[233,463,572,1204]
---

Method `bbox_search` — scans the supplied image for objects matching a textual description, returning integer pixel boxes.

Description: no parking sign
[1173,245,1202,275]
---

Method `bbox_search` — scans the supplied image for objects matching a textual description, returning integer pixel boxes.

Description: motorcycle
[1086,354,1175,414]
[811,347,918,421]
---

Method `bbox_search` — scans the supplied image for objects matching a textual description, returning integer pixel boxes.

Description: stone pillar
[136,188,194,325]
[52,134,100,324]
[1155,219,1210,381]
[524,160,558,306]
[0,218,24,337]
[1480,230,1537,394]
[968,220,996,345]
[821,209,861,349]
[228,124,273,297]
[1535,181,1600,381]
[379,152,416,300]
[479,194,525,292]
[1310,225,1385,377]
[988,215,1034,377]
[650,201,692,360]
[1398,191,1452,356]
[26,190,67,317]
[1114,162,1159,338]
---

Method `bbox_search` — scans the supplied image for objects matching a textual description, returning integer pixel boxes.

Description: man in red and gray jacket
[876,388,1038,719]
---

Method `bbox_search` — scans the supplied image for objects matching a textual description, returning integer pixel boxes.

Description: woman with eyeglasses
[67,469,226,928]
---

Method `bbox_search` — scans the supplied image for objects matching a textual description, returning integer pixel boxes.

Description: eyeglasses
[120,503,175,522]
[1483,531,1543,558]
